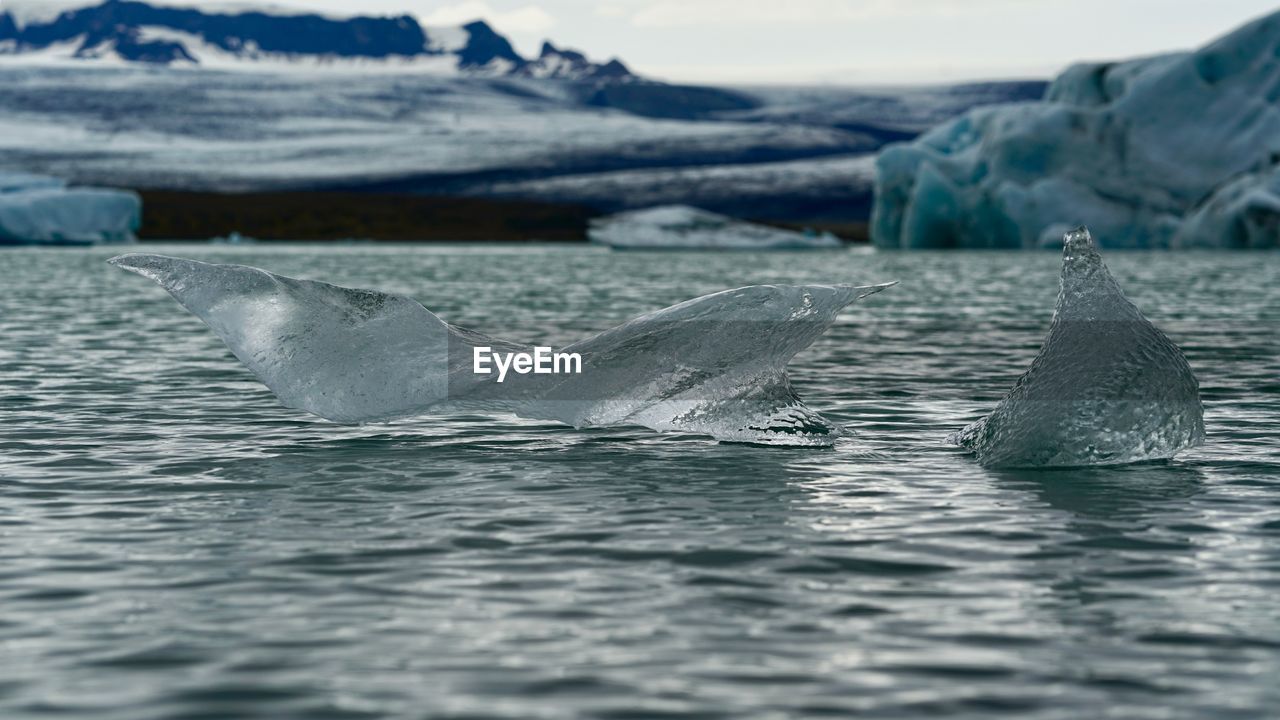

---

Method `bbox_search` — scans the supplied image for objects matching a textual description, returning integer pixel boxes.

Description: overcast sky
[33,0,1280,83]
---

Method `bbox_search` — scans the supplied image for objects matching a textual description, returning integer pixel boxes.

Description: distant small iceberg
[0,171,140,245]
[211,231,256,245]
[590,205,843,251]
[949,227,1204,467]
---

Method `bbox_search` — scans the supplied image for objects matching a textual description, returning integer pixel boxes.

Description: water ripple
[0,245,1277,719]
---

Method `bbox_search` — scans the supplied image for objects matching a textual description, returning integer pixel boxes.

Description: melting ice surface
[949,228,1204,467]
[108,254,894,446]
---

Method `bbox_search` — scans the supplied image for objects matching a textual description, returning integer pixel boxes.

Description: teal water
[2,244,1278,719]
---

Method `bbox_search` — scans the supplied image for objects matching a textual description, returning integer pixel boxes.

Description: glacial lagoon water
[2,244,1278,719]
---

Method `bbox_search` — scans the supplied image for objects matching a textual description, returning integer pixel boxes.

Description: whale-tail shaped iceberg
[948,228,1204,467]
[109,254,894,446]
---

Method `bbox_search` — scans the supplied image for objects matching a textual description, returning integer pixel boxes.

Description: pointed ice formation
[109,254,893,446]
[949,228,1204,467]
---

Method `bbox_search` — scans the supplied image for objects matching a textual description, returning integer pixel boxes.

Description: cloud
[417,2,556,34]
[593,4,629,19]
[625,0,1026,28]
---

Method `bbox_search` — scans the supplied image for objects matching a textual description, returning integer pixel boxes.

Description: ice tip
[106,253,198,285]
[107,253,144,270]
[1062,226,1094,251]
[856,280,899,300]
[1059,226,1106,267]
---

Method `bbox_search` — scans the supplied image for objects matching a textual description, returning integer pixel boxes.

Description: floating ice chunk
[0,171,65,193]
[109,253,894,446]
[590,205,843,251]
[108,254,491,424]
[948,228,1204,467]
[526,283,890,444]
[0,185,140,244]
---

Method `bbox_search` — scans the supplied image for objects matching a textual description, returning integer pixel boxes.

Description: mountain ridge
[0,0,633,79]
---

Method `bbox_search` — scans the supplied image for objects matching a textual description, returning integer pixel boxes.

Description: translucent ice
[948,228,1204,467]
[109,254,893,446]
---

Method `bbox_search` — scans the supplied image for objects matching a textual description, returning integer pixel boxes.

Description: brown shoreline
[137,191,597,242]
[136,190,868,243]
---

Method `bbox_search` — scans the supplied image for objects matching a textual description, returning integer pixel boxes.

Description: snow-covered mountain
[0,63,1042,220]
[522,42,631,82]
[0,0,634,79]
[0,2,1048,222]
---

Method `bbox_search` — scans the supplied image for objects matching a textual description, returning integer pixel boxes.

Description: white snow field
[0,171,139,244]
[872,9,1280,249]
[0,66,868,192]
[478,155,878,212]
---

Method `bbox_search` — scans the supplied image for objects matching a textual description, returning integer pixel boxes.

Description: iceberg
[872,10,1280,249]
[1174,165,1280,249]
[0,171,65,193]
[0,172,140,245]
[590,205,843,251]
[210,231,257,245]
[949,228,1204,467]
[108,253,894,446]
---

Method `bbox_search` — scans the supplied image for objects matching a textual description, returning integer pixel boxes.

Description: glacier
[0,172,140,244]
[949,228,1204,467]
[108,253,894,446]
[589,205,843,250]
[872,10,1280,249]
